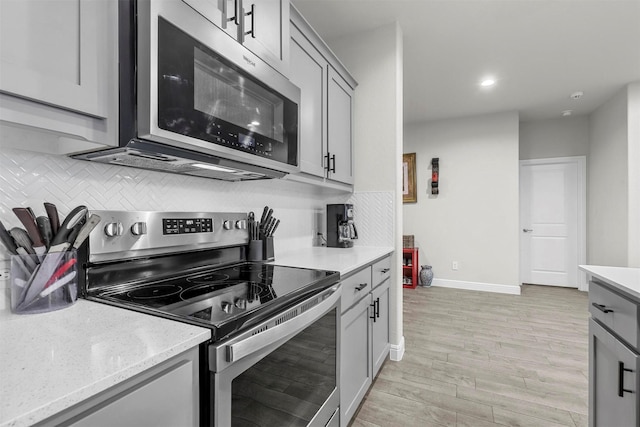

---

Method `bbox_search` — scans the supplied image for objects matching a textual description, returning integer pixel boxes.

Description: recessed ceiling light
[480,78,496,87]
[562,110,573,117]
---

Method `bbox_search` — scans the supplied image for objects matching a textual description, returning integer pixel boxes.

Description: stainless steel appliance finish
[73,0,301,182]
[326,204,358,248]
[82,210,341,426]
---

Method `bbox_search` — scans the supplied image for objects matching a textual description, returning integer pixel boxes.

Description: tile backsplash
[0,148,394,262]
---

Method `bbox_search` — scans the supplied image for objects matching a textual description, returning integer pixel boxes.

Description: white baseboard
[431,278,521,295]
[389,336,405,361]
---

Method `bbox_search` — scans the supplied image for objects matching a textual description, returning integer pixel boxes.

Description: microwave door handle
[226,285,341,364]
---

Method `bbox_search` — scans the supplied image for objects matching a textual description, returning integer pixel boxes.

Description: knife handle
[12,208,45,247]
[44,203,60,235]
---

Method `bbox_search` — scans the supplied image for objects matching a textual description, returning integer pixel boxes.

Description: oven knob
[130,222,147,236]
[235,220,247,230]
[223,220,233,230]
[104,222,124,237]
[221,301,233,313]
[234,298,247,309]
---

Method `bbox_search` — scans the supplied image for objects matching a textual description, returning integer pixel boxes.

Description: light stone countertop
[579,265,640,300]
[274,246,395,277]
[0,245,393,427]
[0,291,210,427]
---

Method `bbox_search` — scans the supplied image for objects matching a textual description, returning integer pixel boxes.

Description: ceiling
[291,0,640,124]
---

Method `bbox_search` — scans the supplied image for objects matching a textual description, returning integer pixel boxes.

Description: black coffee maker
[327,204,358,248]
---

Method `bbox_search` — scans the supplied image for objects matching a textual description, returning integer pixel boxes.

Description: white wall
[404,112,521,292]
[628,82,640,267]
[519,116,589,160]
[324,23,405,357]
[588,88,629,266]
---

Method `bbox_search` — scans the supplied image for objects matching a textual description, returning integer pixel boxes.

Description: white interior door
[520,157,585,288]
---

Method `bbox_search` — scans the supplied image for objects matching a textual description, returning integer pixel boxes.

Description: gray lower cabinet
[371,278,391,377]
[589,280,640,427]
[340,254,392,427]
[37,347,200,427]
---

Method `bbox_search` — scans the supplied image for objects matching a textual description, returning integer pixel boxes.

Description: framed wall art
[403,153,417,203]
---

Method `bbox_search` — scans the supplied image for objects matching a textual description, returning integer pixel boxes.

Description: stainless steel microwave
[74,0,300,181]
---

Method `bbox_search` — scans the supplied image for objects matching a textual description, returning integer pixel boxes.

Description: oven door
[208,285,341,427]
[135,0,300,174]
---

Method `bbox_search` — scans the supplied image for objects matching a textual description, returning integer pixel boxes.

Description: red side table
[402,248,418,289]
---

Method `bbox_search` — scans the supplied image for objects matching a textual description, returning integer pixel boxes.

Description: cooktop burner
[127,284,183,300]
[93,262,335,335]
[186,273,231,284]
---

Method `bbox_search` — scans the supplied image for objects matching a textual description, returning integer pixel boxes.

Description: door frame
[519,156,587,290]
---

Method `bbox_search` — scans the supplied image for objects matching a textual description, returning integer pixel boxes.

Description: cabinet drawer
[372,256,391,288]
[589,280,640,349]
[341,267,372,313]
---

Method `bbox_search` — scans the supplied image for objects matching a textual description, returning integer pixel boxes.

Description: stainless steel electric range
[81,211,341,427]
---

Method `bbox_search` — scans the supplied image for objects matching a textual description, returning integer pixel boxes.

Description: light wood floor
[352,285,589,427]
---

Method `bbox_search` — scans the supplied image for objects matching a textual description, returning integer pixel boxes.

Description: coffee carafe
[327,204,358,248]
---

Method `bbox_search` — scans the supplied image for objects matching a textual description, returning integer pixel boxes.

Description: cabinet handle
[618,361,634,397]
[375,297,380,318]
[370,301,376,322]
[592,302,614,314]
[324,153,331,172]
[330,154,336,173]
[355,283,367,291]
[227,0,239,25]
[380,268,390,274]
[244,3,255,38]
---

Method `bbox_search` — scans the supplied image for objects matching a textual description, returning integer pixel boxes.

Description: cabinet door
[240,0,289,75]
[340,296,372,427]
[327,66,354,184]
[371,279,391,377]
[0,0,107,118]
[590,319,639,427]
[40,348,200,427]
[290,24,327,177]
[181,0,239,39]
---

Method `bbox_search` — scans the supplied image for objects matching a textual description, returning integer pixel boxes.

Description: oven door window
[157,17,298,166]
[231,309,337,425]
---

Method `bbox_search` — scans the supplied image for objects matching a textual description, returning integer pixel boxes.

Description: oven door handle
[226,285,341,363]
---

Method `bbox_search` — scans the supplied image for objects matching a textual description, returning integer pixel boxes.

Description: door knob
[523,229,533,233]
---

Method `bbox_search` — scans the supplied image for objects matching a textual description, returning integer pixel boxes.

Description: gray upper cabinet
[327,66,354,185]
[0,0,107,118]
[289,6,356,188]
[290,24,327,177]
[184,0,289,75]
[0,0,118,154]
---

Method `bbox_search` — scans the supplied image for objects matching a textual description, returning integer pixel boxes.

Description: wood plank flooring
[351,285,589,427]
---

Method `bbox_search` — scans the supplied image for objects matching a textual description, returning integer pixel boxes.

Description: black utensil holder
[263,237,274,261]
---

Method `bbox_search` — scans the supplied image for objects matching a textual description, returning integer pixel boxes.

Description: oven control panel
[88,210,248,262]
[162,218,213,235]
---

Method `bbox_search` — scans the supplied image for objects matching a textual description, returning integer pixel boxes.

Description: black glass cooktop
[93,262,338,340]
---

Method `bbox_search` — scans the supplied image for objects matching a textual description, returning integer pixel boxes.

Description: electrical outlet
[452,261,459,271]
[0,269,10,281]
